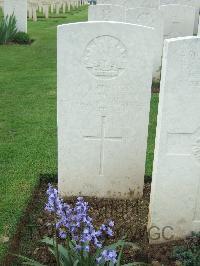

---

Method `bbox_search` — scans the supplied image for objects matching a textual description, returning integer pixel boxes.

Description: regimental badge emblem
[83,35,128,80]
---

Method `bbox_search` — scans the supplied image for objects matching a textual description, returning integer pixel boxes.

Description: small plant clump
[172,232,200,266]
[0,14,31,45]
[0,14,17,44]
[13,31,31,44]
[18,184,139,266]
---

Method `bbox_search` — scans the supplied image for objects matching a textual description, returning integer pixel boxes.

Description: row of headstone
[88,4,163,82]
[89,1,199,81]
[2,0,87,25]
[28,0,87,21]
[95,0,199,36]
[58,24,200,243]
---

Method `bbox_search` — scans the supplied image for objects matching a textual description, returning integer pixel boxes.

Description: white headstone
[160,4,195,39]
[148,36,200,243]
[125,0,160,8]
[198,15,200,35]
[97,0,160,8]
[43,4,49,19]
[4,0,27,33]
[126,8,163,81]
[97,0,118,4]
[160,0,199,34]
[88,4,125,22]
[58,22,154,199]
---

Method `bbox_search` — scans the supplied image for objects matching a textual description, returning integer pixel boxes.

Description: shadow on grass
[39,172,58,183]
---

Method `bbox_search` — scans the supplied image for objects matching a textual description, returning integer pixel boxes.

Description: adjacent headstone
[4,0,27,32]
[160,0,199,34]
[160,5,195,39]
[97,0,160,9]
[32,5,37,21]
[43,4,49,18]
[126,8,163,81]
[28,5,33,19]
[125,0,160,8]
[88,4,125,22]
[58,22,154,199]
[97,0,120,4]
[148,36,200,243]
[198,16,200,35]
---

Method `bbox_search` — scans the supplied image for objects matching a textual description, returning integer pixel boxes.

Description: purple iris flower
[97,250,118,264]
[45,184,116,254]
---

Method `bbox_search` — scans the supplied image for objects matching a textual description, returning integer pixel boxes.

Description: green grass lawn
[0,6,158,260]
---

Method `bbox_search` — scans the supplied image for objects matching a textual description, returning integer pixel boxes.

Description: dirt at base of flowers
[1,179,193,266]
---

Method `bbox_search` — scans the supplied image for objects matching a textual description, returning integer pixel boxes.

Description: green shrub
[172,232,200,266]
[13,31,31,44]
[0,14,17,44]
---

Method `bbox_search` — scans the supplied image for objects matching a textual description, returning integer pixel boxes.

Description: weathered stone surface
[125,0,160,8]
[88,4,125,22]
[4,0,27,32]
[58,22,154,199]
[198,15,200,35]
[160,0,199,34]
[160,4,195,39]
[148,37,200,243]
[126,7,163,81]
[97,0,160,8]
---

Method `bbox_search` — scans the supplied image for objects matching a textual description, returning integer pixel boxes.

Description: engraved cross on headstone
[84,116,122,176]
[167,131,200,225]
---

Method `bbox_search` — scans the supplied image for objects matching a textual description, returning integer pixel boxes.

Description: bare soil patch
[1,176,192,265]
